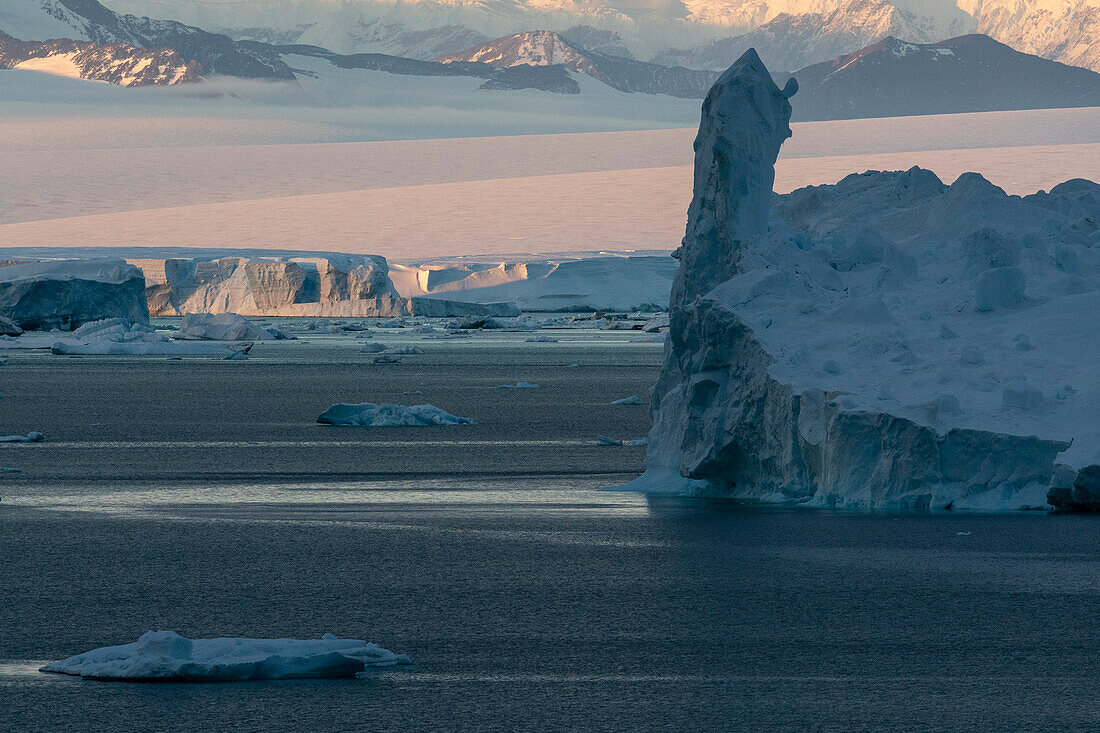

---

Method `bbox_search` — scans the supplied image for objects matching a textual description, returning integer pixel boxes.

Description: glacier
[41,630,410,681]
[0,258,148,330]
[628,49,1100,512]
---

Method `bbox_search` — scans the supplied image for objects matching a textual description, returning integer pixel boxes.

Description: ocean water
[2,333,1100,731]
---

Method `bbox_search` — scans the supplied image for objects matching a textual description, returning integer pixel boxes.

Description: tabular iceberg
[0,259,149,330]
[629,49,1100,512]
[41,630,410,681]
[130,255,518,318]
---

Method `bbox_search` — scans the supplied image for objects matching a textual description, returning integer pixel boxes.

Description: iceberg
[129,254,516,318]
[40,630,410,681]
[0,258,148,330]
[630,50,1100,511]
[389,256,676,312]
[174,313,277,341]
[317,403,475,426]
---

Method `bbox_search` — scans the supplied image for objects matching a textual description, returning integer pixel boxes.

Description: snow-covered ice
[317,403,475,426]
[40,630,410,681]
[630,50,1100,511]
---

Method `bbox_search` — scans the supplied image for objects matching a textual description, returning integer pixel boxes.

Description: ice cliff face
[0,258,149,330]
[637,49,1100,511]
[130,255,518,318]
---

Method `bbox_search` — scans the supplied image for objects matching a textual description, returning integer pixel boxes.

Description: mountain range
[1,0,1098,121]
[102,0,1100,73]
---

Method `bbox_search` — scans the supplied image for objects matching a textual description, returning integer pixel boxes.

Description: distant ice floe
[597,435,648,446]
[0,432,43,443]
[41,630,410,681]
[611,396,644,405]
[318,403,474,426]
[43,318,245,356]
[175,313,278,341]
[497,382,539,389]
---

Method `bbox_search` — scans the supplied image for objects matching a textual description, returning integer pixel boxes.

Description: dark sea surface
[2,331,1099,731]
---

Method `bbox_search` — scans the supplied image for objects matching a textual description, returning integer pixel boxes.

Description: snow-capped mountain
[435,30,718,96]
[783,34,1100,120]
[1,0,293,78]
[656,0,973,71]
[0,28,198,84]
[105,0,1100,72]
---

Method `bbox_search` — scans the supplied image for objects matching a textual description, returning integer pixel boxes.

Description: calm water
[2,333,1099,731]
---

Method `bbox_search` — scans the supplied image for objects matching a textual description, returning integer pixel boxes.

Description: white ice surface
[317,403,475,426]
[41,630,410,681]
[0,58,1095,258]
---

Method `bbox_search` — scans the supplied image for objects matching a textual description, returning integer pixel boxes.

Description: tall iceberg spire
[674,49,797,303]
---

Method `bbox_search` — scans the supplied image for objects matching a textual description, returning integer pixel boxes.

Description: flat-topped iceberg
[0,258,148,330]
[318,403,475,426]
[129,254,516,318]
[41,630,410,681]
[390,256,675,312]
[629,50,1100,511]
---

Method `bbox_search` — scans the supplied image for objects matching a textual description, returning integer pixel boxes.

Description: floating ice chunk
[1,466,20,474]
[373,355,403,364]
[0,316,23,337]
[525,336,558,343]
[597,435,648,446]
[454,316,502,330]
[175,313,277,341]
[497,382,539,389]
[360,342,387,353]
[318,403,474,426]
[611,396,644,405]
[224,350,249,361]
[386,346,425,355]
[0,429,43,440]
[40,630,410,681]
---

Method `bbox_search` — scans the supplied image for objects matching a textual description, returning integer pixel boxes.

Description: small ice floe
[223,349,249,361]
[956,531,972,536]
[566,363,580,368]
[1,467,21,474]
[0,316,23,337]
[360,342,387,353]
[0,357,6,365]
[525,336,558,343]
[40,630,410,682]
[611,396,644,406]
[597,435,648,446]
[455,316,502,330]
[0,432,44,443]
[497,382,539,389]
[403,390,424,396]
[373,355,403,364]
[386,346,425,355]
[318,403,474,426]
